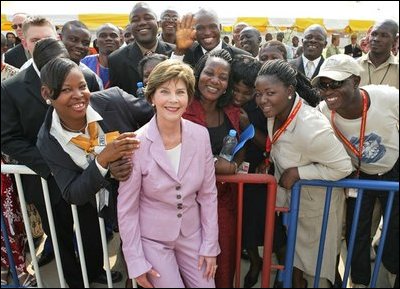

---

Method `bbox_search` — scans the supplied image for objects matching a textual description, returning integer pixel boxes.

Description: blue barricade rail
[282,179,399,288]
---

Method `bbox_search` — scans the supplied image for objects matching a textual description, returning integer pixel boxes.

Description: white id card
[347,188,358,198]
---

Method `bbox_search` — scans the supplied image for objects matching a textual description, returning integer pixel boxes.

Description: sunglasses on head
[11,23,23,29]
[318,80,345,90]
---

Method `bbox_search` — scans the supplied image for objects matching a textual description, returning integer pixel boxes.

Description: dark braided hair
[258,59,320,107]
[194,49,233,108]
[231,54,262,88]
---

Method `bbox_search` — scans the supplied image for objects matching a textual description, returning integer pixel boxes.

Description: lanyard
[96,56,110,89]
[331,89,368,176]
[265,99,302,165]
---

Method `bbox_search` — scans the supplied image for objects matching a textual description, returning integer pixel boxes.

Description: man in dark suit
[1,36,100,287]
[4,13,30,68]
[109,2,175,95]
[174,8,251,68]
[289,24,327,80]
[344,34,363,58]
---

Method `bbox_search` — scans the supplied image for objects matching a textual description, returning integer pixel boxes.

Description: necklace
[60,119,87,133]
[368,63,391,85]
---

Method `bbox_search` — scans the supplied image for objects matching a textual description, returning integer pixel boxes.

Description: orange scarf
[70,122,120,154]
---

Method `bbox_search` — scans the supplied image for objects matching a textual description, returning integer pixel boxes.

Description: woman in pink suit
[118,59,220,288]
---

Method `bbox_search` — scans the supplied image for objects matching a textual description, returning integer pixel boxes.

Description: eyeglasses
[161,16,178,22]
[11,23,23,29]
[317,80,345,90]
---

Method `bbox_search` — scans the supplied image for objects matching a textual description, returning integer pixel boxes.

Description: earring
[46,99,51,105]
[288,95,292,100]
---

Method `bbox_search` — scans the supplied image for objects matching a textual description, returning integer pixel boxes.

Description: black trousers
[33,180,103,288]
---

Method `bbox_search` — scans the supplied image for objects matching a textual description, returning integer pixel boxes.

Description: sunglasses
[11,23,23,29]
[161,16,179,22]
[317,80,345,90]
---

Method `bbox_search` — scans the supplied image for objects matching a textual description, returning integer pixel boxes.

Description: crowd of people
[1,2,399,288]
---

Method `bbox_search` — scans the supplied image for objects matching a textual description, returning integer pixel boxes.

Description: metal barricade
[216,173,277,288]
[282,179,399,288]
[1,164,113,288]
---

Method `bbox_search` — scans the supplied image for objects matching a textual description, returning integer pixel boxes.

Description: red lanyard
[331,89,368,176]
[96,56,110,89]
[265,99,302,166]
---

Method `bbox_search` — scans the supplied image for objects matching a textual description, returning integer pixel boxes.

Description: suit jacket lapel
[313,57,325,78]
[147,117,179,182]
[177,119,195,180]
[127,43,142,75]
[90,97,112,133]
[24,65,47,107]
[298,57,306,75]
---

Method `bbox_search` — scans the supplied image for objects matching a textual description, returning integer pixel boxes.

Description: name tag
[98,135,106,146]
[346,188,358,198]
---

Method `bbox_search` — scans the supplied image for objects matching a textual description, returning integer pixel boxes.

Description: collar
[201,41,223,55]
[302,55,321,67]
[362,52,398,68]
[136,40,159,56]
[51,105,103,146]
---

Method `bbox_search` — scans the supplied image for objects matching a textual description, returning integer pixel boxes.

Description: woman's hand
[97,132,139,168]
[279,167,300,189]
[109,157,132,181]
[198,255,217,280]
[135,268,160,288]
[214,156,237,175]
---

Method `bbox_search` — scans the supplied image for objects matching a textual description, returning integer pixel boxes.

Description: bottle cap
[229,129,237,137]
[137,81,144,88]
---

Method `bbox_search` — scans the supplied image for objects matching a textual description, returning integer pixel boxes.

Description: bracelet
[231,161,238,174]
[213,156,219,164]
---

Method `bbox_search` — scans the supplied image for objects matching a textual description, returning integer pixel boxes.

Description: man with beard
[358,19,398,89]
[109,2,174,95]
[81,23,122,89]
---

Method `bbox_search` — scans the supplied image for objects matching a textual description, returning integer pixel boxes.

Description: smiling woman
[117,59,220,288]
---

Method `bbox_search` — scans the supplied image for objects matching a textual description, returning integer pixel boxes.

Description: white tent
[1,1,398,33]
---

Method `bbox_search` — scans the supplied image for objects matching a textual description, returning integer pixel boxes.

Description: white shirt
[166,143,182,175]
[302,55,321,78]
[50,105,108,176]
[318,85,399,175]
[171,41,223,61]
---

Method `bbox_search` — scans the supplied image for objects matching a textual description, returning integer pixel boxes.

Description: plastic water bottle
[219,129,238,161]
[136,81,145,98]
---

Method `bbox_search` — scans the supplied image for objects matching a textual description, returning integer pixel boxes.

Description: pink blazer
[118,116,220,278]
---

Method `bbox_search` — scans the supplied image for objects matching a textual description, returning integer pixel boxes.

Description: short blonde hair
[145,59,195,103]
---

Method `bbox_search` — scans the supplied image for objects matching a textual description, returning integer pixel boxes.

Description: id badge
[347,188,358,198]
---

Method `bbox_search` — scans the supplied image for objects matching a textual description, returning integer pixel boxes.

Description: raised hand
[175,13,197,55]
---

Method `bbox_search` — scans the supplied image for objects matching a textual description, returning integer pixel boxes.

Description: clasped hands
[97,132,139,179]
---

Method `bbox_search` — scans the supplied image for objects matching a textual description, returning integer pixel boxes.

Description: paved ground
[22,234,394,288]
